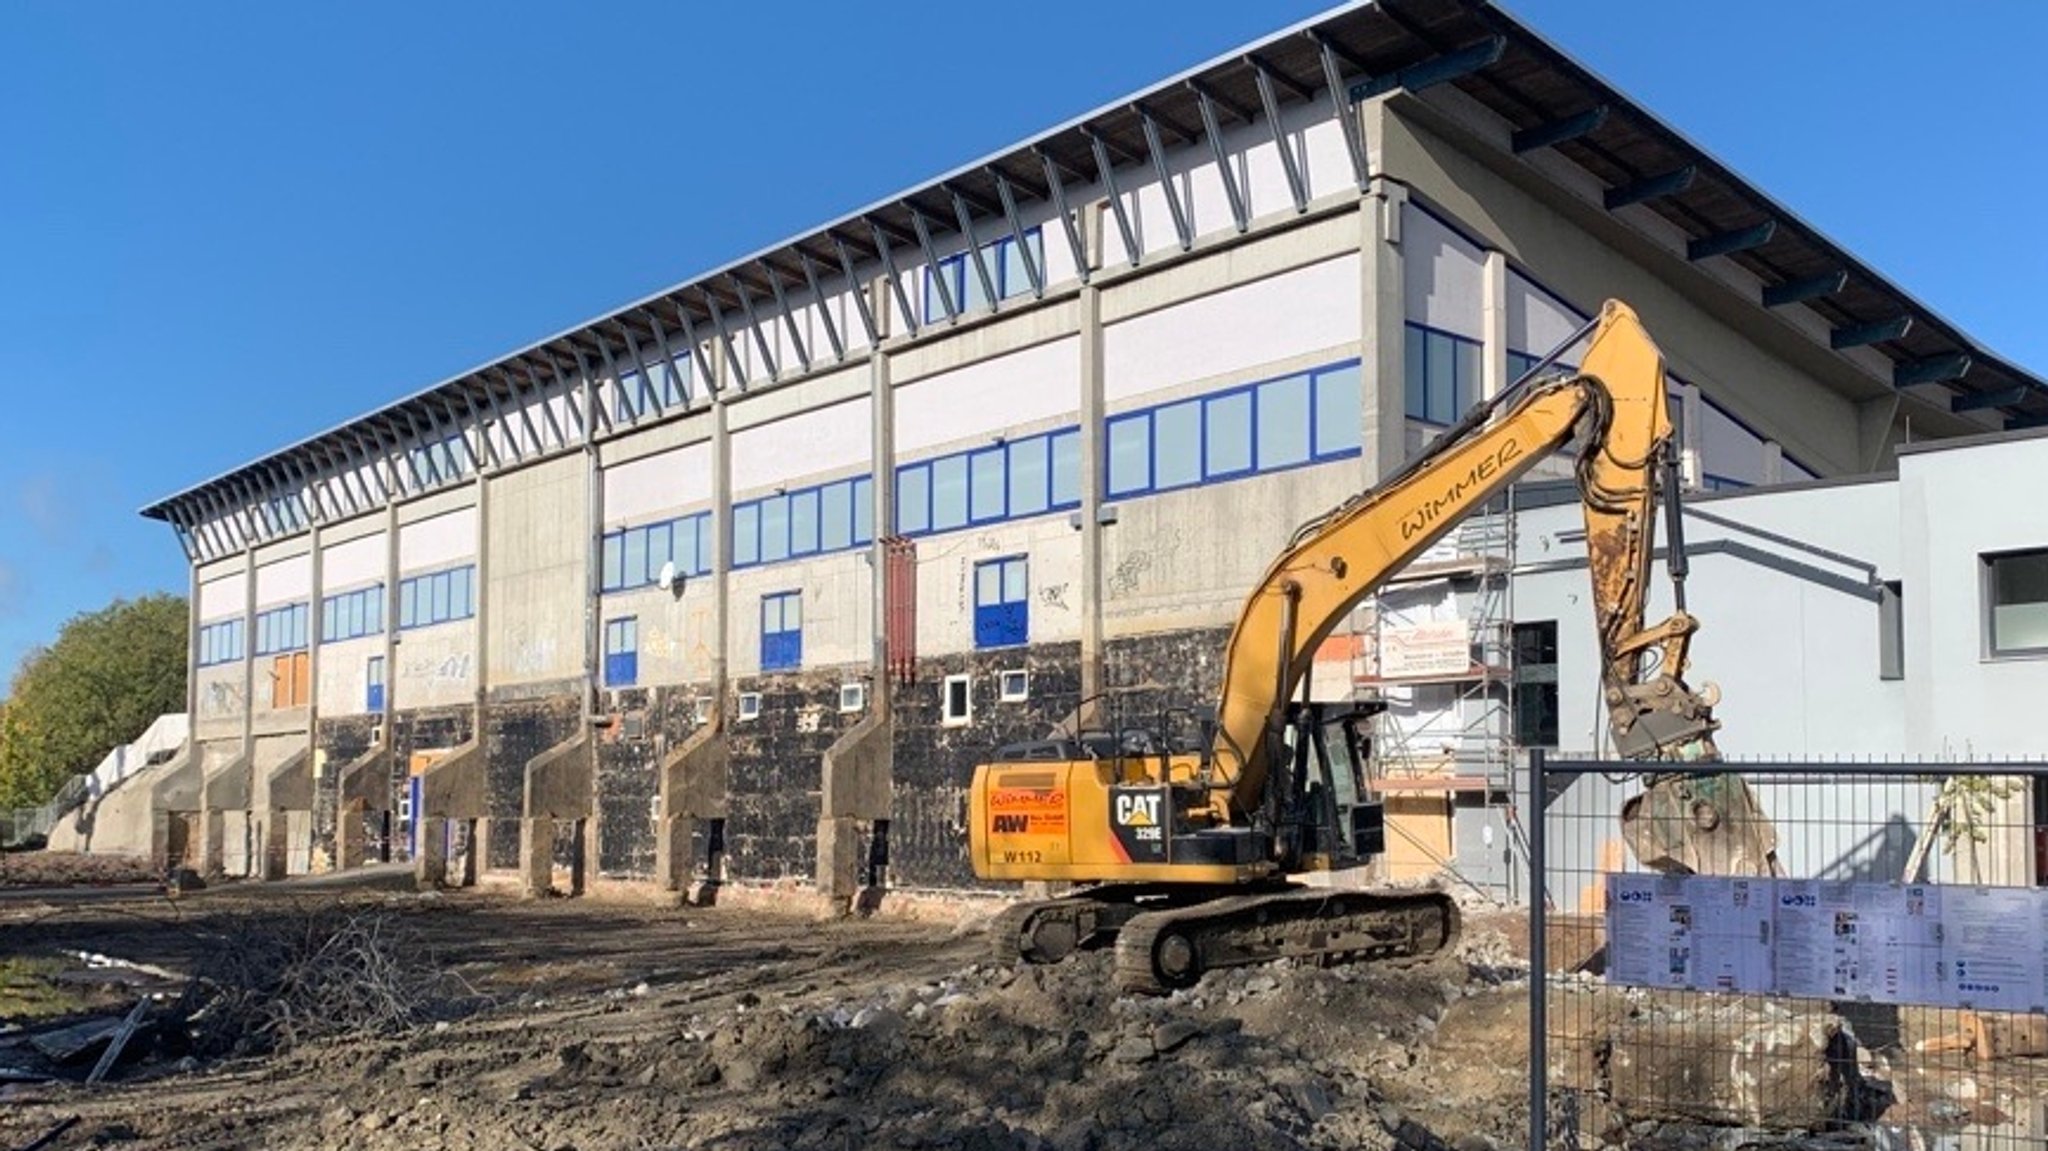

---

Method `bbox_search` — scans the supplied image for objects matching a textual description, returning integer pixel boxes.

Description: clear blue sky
[1,0,2042,684]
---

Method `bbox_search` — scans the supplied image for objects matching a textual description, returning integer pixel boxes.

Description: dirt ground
[0,865,1535,1151]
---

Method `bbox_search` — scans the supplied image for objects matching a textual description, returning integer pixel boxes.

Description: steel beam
[1246,51,1313,102]
[1954,386,2027,413]
[908,205,956,323]
[281,457,322,526]
[1347,36,1506,103]
[795,249,846,362]
[758,263,812,374]
[1085,128,1141,268]
[865,219,920,338]
[617,321,662,417]
[515,362,562,449]
[1136,105,1193,252]
[1037,149,1090,285]
[643,311,692,406]
[669,303,719,394]
[1687,220,1776,262]
[546,358,588,439]
[568,342,614,437]
[1191,84,1248,234]
[1762,271,1848,308]
[1894,353,1971,388]
[989,168,1044,298]
[947,187,999,314]
[2004,411,2048,431]
[1313,35,1369,191]
[1250,57,1308,214]
[827,234,880,348]
[440,397,482,475]
[727,275,779,381]
[1511,105,1609,154]
[1830,316,1913,350]
[698,289,751,389]
[1604,166,1695,210]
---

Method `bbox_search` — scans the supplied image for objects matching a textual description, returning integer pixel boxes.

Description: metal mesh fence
[1531,755,2048,1151]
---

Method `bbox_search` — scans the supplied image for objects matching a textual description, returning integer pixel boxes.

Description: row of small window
[897,429,1080,537]
[718,671,1027,726]
[924,228,1044,324]
[254,603,310,657]
[734,476,875,569]
[603,513,713,593]
[1106,361,1362,498]
[617,359,692,423]
[408,436,470,487]
[198,619,246,667]
[323,585,385,642]
[398,565,476,630]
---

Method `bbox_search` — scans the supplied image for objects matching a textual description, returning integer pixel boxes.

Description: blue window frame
[974,556,1029,649]
[320,585,385,643]
[894,427,1080,537]
[761,591,802,672]
[398,565,475,630]
[924,228,1045,323]
[615,359,691,423]
[604,617,639,687]
[602,512,712,592]
[1104,360,1361,499]
[730,476,873,570]
[254,603,310,657]
[198,619,245,667]
[366,655,386,713]
[1404,323,1481,425]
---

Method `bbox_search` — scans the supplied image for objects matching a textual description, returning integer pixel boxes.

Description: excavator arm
[1204,300,1724,820]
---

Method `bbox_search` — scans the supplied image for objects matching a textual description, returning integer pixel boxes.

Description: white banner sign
[1380,619,1470,678]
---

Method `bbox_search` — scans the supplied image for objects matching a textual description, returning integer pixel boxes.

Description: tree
[0,594,188,810]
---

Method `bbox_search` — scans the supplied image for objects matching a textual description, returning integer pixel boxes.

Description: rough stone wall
[594,684,704,880]
[483,693,580,871]
[888,641,1082,890]
[724,668,865,884]
[313,715,377,866]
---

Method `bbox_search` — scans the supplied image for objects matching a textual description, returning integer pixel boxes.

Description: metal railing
[1530,752,2048,1150]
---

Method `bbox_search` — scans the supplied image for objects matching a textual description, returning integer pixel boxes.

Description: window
[737,692,762,722]
[604,617,639,688]
[1879,581,1904,681]
[198,619,245,667]
[840,682,867,714]
[1507,350,1541,382]
[731,477,873,570]
[254,603,310,656]
[1512,621,1560,748]
[603,513,712,591]
[692,696,714,724]
[999,669,1029,703]
[1985,549,2048,657]
[1405,323,1482,425]
[366,655,386,713]
[974,556,1029,649]
[895,428,1080,537]
[761,591,803,672]
[1104,360,1362,499]
[398,565,476,630]
[269,651,311,709]
[321,585,385,643]
[407,435,469,486]
[942,674,972,726]
[923,227,1045,322]
[615,359,690,423]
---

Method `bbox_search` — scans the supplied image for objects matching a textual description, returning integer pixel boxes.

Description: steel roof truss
[1830,317,1913,351]
[1954,386,2028,413]
[1191,84,1249,234]
[1085,129,1141,269]
[1894,353,1971,389]
[670,303,721,396]
[1250,57,1310,214]
[698,289,751,389]
[865,219,920,338]
[947,188,999,315]
[1136,105,1193,252]
[644,311,697,408]
[908,205,957,324]
[1512,105,1609,154]
[1036,149,1091,285]
[1312,35,1369,191]
[794,249,846,362]
[728,275,779,382]
[617,321,662,419]
[828,234,881,348]
[758,263,812,374]
[1762,271,1848,309]
[989,168,1044,298]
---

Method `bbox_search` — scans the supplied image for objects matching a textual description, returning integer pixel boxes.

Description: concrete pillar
[521,816,554,897]
[301,518,323,879]
[1481,249,1509,402]
[1077,236,1107,725]
[337,802,367,869]
[1359,175,1409,484]
[1761,441,1784,485]
[261,816,289,881]
[1677,382,1704,488]
[198,809,225,879]
[817,816,860,902]
[415,817,448,889]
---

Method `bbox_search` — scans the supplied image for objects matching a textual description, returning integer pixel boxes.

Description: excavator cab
[1270,701,1388,870]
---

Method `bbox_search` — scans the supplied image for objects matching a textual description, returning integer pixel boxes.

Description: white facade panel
[896,337,1081,456]
[605,441,713,525]
[255,554,312,608]
[1507,270,1587,357]
[398,507,477,573]
[1299,117,1352,202]
[321,532,387,590]
[1403,204,1485,339]
[198,575,242,622]
[731,395,871,494]
[1103,255,1358,406]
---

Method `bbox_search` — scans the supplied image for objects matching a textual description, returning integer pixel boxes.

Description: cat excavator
[969,299,1780,993]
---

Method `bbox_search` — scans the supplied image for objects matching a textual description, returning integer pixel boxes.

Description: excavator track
[1112,887,1461,995]
[988,885,1214,966]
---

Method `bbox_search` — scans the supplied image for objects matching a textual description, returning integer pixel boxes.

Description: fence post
[1528,747,1547,1151]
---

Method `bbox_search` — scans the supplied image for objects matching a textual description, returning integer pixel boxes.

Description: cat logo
[991,814,1030,834]
[1114,793,1161,828]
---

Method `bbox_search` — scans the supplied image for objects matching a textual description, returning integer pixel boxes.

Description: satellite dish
[657,561,677,591]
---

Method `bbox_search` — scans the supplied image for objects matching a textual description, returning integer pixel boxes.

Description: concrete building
[127,0,2044,899]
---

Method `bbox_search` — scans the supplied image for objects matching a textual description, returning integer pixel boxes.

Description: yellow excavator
[969,299,1779,993]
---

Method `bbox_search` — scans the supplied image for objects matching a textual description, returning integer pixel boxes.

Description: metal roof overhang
[142,0,2045,529]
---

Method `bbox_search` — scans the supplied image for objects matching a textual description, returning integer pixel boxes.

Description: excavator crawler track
[1112,887,1461,995]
